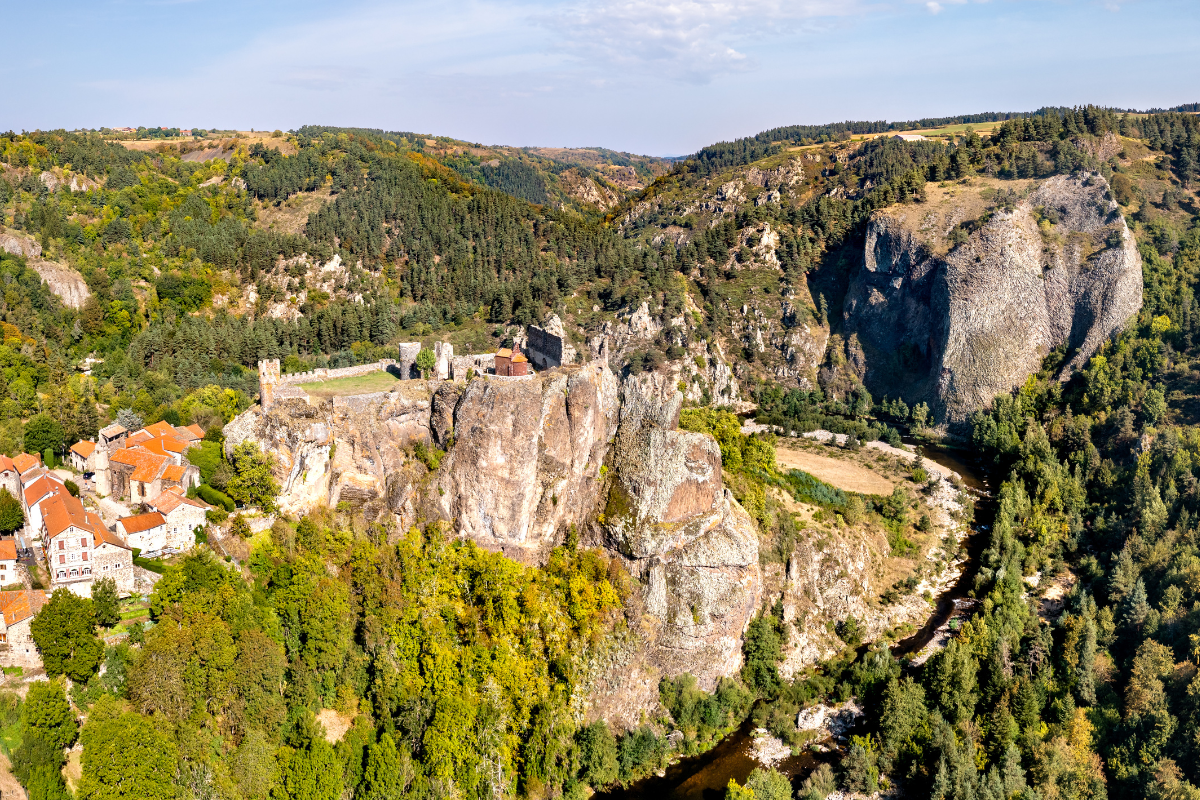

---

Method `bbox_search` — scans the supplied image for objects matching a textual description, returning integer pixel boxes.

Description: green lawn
[298,370,400,397]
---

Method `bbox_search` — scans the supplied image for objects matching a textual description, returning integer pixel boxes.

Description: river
[598,441,995,800]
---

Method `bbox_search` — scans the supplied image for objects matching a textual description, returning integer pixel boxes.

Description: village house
[0,456,17,499]
[0,540,18,587]
[22,475,65,537]
[69,440,97,473]
[116,511,167,553]
[146,487,209,552]
[12,453,41,484]
[0,590,46,670]
[41,491,136,597]
[91,421,202,503]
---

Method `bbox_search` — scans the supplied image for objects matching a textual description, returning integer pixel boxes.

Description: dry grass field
[298,370,400,398]
[775,444,896,495]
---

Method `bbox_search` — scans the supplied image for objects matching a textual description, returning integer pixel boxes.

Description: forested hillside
[0,105,1199,799]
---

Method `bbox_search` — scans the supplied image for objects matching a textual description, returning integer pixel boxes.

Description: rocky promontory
[844,173,1143,423]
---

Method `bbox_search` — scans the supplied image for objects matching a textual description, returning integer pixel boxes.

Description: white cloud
[545,0,866,83]
[926,1,943,12]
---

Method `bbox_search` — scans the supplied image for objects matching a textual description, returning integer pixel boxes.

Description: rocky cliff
[222,382,435,520]
[427,363,620,563]
[844,173,1143,423]
[223,364,763,728]
[583,373,761,727]
[0,233,91,310]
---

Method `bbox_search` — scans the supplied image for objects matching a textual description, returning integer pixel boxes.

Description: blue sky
[5,0,1198,155]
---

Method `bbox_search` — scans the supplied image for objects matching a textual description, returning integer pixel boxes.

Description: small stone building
[147,487,209,552]
[116,511,167,553]
[69,440,97,473]
[494,343,529,377]
[0,590,46,670]
[0,456,18,499]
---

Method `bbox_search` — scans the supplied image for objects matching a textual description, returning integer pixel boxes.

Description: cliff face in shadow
[844,173,1143,424]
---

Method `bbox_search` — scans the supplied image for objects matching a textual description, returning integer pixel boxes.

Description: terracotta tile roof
[512,353,528,363]
[161,464,185,482]
[0,540,16,561]
[0,590,46,626]
[117,511,165,535]
[157,437,188,454]
[41,492,89,539]
[150,486,209,514]
[110,449,168,482]
[496,348,512,358]
[12,454,40,475]
[93,526,129,550]
[70,441,96,458]
[126,431,153,447]
[19,468,47,490]
[99,423,126,438]
[23,476,62,508]
[185,424,205,439]
[0,455,14,474]
[143,421,177,438]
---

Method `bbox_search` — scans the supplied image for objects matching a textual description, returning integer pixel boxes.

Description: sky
[4,0,1198,155]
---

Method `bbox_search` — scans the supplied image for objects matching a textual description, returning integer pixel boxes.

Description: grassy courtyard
[297,369,401,397]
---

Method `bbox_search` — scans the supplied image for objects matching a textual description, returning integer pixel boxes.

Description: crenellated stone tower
[258,359,281,409]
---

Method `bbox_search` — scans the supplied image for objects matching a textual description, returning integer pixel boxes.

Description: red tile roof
[126,431,153,447]
[150,486,209,514]
[12,454,40,475]
[23,476,62,508]
[143,421,177,438]
[0,590,45,625]
[110,449,168,483]
[185,424,205,439]
[94,528,129,550]
[161,464,185,482]
[0,541,16,561]
[41,492,89,539]
[70,440,96,458]
[117,511,165,535]
[0,455,14,474]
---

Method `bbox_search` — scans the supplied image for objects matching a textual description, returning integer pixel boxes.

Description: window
[81,552,88,562]
[80,538,87,548]
[69,568,78,577]
[83,567,90,575]
[57,540,64,551]
[0,634,7,643]
[57,570,65,578]
[58,555,65,565]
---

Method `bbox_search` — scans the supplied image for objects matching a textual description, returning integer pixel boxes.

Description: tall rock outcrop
[585,373,761,728]
[844,173,1142,423]
[428,363,620,562]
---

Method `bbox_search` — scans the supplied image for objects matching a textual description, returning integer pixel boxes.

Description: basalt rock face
[222,384,435,520]
[844,173,1142,424]
[586,373,761,728]
[427,363,620,563]
[223,365,762,728]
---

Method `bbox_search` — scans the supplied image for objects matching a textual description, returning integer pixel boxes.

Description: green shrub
[198,484,235,512]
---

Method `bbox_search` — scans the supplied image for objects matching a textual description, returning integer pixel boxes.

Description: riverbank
[599,436,996,799]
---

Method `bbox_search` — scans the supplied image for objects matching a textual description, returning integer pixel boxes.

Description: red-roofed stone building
[147,487,209,551]
[41,491,140,597]
[69,440,97,473]
[0,590,46,669]
[116,511,167,552]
